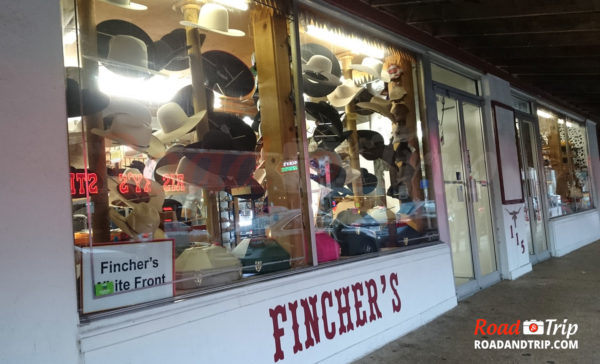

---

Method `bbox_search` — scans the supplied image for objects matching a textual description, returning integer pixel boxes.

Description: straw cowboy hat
[92,97,165,158]
[202,51,255,98]
[109,203,164,240]
[99,0,147,10]
[180,3,245,37]
[389,86,408,101]
[108,168,165,212]
[175,244,242,289]
[301,43,342,98]
[327,79,362,107]
[356,97,394,121]
[153,102,206,143]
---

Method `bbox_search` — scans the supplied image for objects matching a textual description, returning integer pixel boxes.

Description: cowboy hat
[357,130,385,160]
[175,244,241,288]
[348,168,378,195]
[153,102,206,143]
[109,204,163,240]
[202,51,255,98]
[225,177,265,200]
[151,28,190,71]
[92,97,166,158]
[99,0,147,10]
[327,79,362,107]
[356,97,394,121]
[350,57,385,80]
[180,3,245,37]
[232,238,291,274]
[93,20,165,78]
[389,86,408,101]
[300,43,342,98]
[309,149,347,189]
[66,77,110,118]
[303,55,342,87]
[207,111,257,152]
[154,144,186,185]
[163,155,225,191]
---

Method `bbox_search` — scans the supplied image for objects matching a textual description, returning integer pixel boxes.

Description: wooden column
[176,1,219,240]
[77,0,110,242]
[340,54,363,208]
[252,6,304,263]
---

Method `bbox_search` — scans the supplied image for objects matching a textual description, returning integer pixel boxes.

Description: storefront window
[63,0,312,315]
[298,11,439,257]
[537,108,594,217]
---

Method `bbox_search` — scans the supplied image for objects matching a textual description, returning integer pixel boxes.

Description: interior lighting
[98,66,191,104]
[536,109,553,119]
[558,119,565,125]
[566,121,573,128]
[306,24,385,59]
[242,116,253,126]
[63,30,77,45]
[212,0,249,11]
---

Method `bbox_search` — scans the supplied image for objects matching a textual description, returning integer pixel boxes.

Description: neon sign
[281,160,298,173]
[118,172,152,193]
[162,174,185,192]
[70,172,98,198]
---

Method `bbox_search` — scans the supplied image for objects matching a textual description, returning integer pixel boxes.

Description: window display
[298,11,439,256]
[64,0,310,314]
[537,108,593,217]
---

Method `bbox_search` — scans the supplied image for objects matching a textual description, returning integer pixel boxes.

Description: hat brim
[172,157,226,191]
[350,64,381,79]
[180,21,245,37]
[99,0,147,10]
[355,101,394,121]
[109,210,165,240]
[302,68,341,87]
[327,91,361,108]
[154,110,206,144]
[91,129,165,159]
[84,55,166,78]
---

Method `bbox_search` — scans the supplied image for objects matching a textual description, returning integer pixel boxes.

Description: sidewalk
[353,241,600,364]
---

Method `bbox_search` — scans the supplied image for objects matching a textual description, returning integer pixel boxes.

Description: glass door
[516,116,550,263]
[437,89,499,297]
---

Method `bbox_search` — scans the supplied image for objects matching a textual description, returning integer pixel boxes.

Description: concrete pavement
[353,241,600,364]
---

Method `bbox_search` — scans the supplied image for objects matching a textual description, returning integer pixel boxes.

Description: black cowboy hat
[151,29,191,71]
[347,168,378,195]
[202,50,255,98]
[171,85,214,117]
[207,111,257,152]
[66,77,110,118]
[357,130,385,160]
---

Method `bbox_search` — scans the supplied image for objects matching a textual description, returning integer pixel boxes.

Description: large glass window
[537,108,594,217]
[298,11,439,257]
[63,0,311,315]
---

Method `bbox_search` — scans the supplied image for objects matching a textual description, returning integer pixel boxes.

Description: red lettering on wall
[365,279,382,322]
[300,296,320,349]
[390,273,401,313]
[70,173,76,195]
[321,291,336,340]
[269,305,287,362]
[88,173,98,194]
[163,174,185,192]
[334,286,354,335]
[287,301,303,354]
[118,173,128,193]
[352,282,367,327]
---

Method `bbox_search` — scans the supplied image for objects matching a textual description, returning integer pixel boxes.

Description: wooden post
[176,1,219,240]
[77,0,110,242]
[252,6,304,264]
[340,54,363,208]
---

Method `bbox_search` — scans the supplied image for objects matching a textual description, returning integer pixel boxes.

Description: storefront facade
[1,1,598,363]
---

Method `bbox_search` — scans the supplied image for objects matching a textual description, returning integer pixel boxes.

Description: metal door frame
[515,112,551,264]
[435,85,501,298]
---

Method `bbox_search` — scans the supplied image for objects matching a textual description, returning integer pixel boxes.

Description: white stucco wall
[0,2,80,363]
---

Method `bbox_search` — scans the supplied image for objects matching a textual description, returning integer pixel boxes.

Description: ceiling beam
[428,12,600,38]
[497,59,600,73]
[473,46,600,60]
[379,0,600,24]
[454,31,600,49]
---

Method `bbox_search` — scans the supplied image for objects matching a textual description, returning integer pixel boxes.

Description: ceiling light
[558,119,564,125]
[306,24,385,59]
[536,109,552,119]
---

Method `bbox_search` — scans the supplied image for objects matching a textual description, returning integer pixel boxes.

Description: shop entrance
[436,87,500,298]
[516,115,550,264]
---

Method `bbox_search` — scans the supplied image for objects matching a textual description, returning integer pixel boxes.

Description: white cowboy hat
[163,156,225,191]
[153,102,206,143]
[92,98,166,158]
[86,35,165,78]
[356,96,394,121]
[303,55,342,87]
[180,3,244,37]
[99,0,147,10]
[351,57,389,80]
[327,79,362,107]
[109,203,163,240]
[107,168,165,212]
